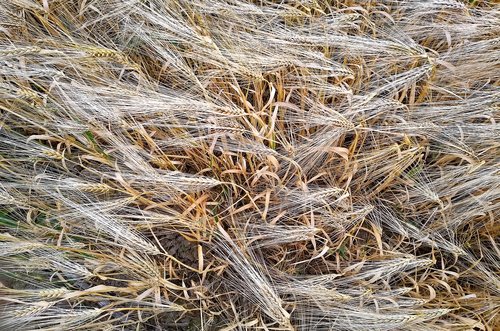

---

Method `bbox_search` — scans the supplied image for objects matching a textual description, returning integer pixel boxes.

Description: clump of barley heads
[0,0,498,330]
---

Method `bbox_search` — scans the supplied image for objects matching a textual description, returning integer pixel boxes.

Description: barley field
[0,1,498,330]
